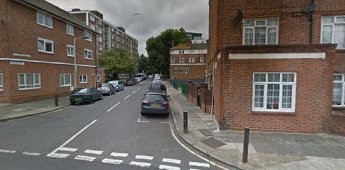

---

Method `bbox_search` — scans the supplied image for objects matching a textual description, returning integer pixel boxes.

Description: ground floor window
[333,74,345,106]
[96,74,101,82]
[79,74,87,84]
[60,73,71,87]
[253,72,296,112]
[18,73,41,90]
[0,73,3,91]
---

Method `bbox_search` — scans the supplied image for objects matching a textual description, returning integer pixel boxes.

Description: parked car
[97,83,116,95]
[70,87,103,105]
[149,81,167,95]
[109,80,124,91]
[141,92,169,116]
[125,79,135,86]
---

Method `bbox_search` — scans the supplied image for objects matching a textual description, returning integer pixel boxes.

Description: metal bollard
[242,127,250,163]
[54,95,59,106]
[183,111,188,133]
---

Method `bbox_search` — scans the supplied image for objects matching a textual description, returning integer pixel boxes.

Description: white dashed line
[107,102,121,112]
[75,155,96,162]
[22,152,41,156]
[137,115,150,123]
[124,95,131,100]
[102,158,123,164]
[162,158,181,164]
[135,155,153,160]
[0,149,16,154]
[46,153,69,158]
[138,87,141,90]
[159,165,181,170]
[59,147,78,152]
[130,161,151,167]
[110,152,128,157]
[189,161,210,168]
[84,149,103,155]
[132,90,137,94]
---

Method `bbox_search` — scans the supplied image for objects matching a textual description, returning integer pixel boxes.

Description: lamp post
[73,36,88,90]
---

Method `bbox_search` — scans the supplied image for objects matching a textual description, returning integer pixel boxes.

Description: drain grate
[201,137,226,149]
[198,129,211,136]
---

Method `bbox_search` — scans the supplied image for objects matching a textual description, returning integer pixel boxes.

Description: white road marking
[22,152,41,156]
[132,90,137,94]
[169,126,229,170]
[189,162,210,168]
[135,155,153,160]
[162,158,181,164]
[107,102,121,112]
[124,95,131,100]
[110,152,128,157]
[84,149,103,155]
[46,153,69,158]
[102,158,123,164]
[159,165,181,170]
[58,147,78,152]
[75,155,96,162]
[138,87,141,90]
[47,119,97,158]
[129,161,151,167]
[0,149,16,154]
[137,115,150,123]
[190,169,201,170]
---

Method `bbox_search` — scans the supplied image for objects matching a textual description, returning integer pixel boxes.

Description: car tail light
[162,101,169,105]
[142,100,149,104]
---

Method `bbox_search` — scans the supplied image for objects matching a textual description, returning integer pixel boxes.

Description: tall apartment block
[0,0,101,103]
[69,9,139,72]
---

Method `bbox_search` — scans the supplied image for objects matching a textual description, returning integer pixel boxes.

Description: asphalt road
[0,80,219,170]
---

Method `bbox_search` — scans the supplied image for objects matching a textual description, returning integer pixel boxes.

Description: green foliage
[99,48,135,75]
[145,28,188,77]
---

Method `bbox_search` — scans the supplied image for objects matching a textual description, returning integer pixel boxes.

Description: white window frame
[60,73,71,87]
[84,31,92,41]
[67,44,75,57]
[89,15,95,22]
[333,74,345,107]
[79,74,87,84]
[38,37,54,54]
[179,57,185,63]
[66,23,74,36]
[252,72,296,112]
[200,56,205,63]
[243,18,279,45]
[84,49,93,60]
[18,73,41,90]
[189,57,195,63]
[321,16,345,49]
[96,74,101,82]
[179,68,184,73]
[36,11,53,28]
[0,73,3,91]
[170,57,175,63]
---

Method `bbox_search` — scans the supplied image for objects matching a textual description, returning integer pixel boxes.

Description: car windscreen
[100,83,108,87]
[150,84,163,92]
[75,88,88,94]
[146,94,166,102]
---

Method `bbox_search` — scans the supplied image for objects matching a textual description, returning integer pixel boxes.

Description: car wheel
[70,101,75,105]
[100,95,103,100]
[88,97,93,104]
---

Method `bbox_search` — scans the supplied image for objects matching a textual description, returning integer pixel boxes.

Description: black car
[70,87,103,105]
[149,81,167,94]
[141,92,169,116]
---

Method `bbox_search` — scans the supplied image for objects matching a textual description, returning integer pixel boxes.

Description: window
[0,73,3,91]
[89,23,96,31]
[60,73,71,87]
[18,73,41,90]
[97,74,101,82]
[84,49,93,59]
[243,18,278,45]
[200,56,205,63]
[84,31,92,41]
[174,67,179,73]
[321,16,345,49]
[89,15,95,22]
[179,57,185,63]
[38,38,54,53]
[179,50,184,54]
[333,74,345,106]
[253,73,296,112]
[170,57,175,63]
[179,68,184,73]
[189,58,195,63]
[37,11,53,28]
[67,45,75,57]
[185,67,189,74]
[80,74,87,84]
[66,23,74,36]
[98,37,103,42]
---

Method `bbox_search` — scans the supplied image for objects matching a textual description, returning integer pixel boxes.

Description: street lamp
[73,36,88,90]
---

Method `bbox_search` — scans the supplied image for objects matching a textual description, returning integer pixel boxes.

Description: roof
[170,42,208,50]
[14,0,94,32]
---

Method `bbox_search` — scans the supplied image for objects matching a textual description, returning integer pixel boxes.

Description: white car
[135,77,143,82]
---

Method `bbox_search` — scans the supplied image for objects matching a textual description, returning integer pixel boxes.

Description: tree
[138,54,149,73]
[99,48,135,80]
[145,28,189,77]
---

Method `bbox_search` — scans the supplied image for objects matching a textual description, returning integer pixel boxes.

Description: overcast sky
[46,0,209,55]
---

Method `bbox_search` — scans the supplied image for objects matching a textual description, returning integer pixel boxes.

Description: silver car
[97,83,116,95]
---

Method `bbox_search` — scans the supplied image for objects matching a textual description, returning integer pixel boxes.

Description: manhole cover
[201,137,226,149]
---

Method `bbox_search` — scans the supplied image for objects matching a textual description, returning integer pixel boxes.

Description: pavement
[1,82,345,170]
[166,82,345,170]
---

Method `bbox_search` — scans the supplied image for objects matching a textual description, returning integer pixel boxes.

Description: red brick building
[208,0,345,135]
[170,40,207,84]
[0,0,100,103]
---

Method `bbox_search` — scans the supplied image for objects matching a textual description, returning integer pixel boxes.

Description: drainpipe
[211,60,215,115]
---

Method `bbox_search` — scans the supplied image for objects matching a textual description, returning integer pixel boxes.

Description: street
[0,81,217,170]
